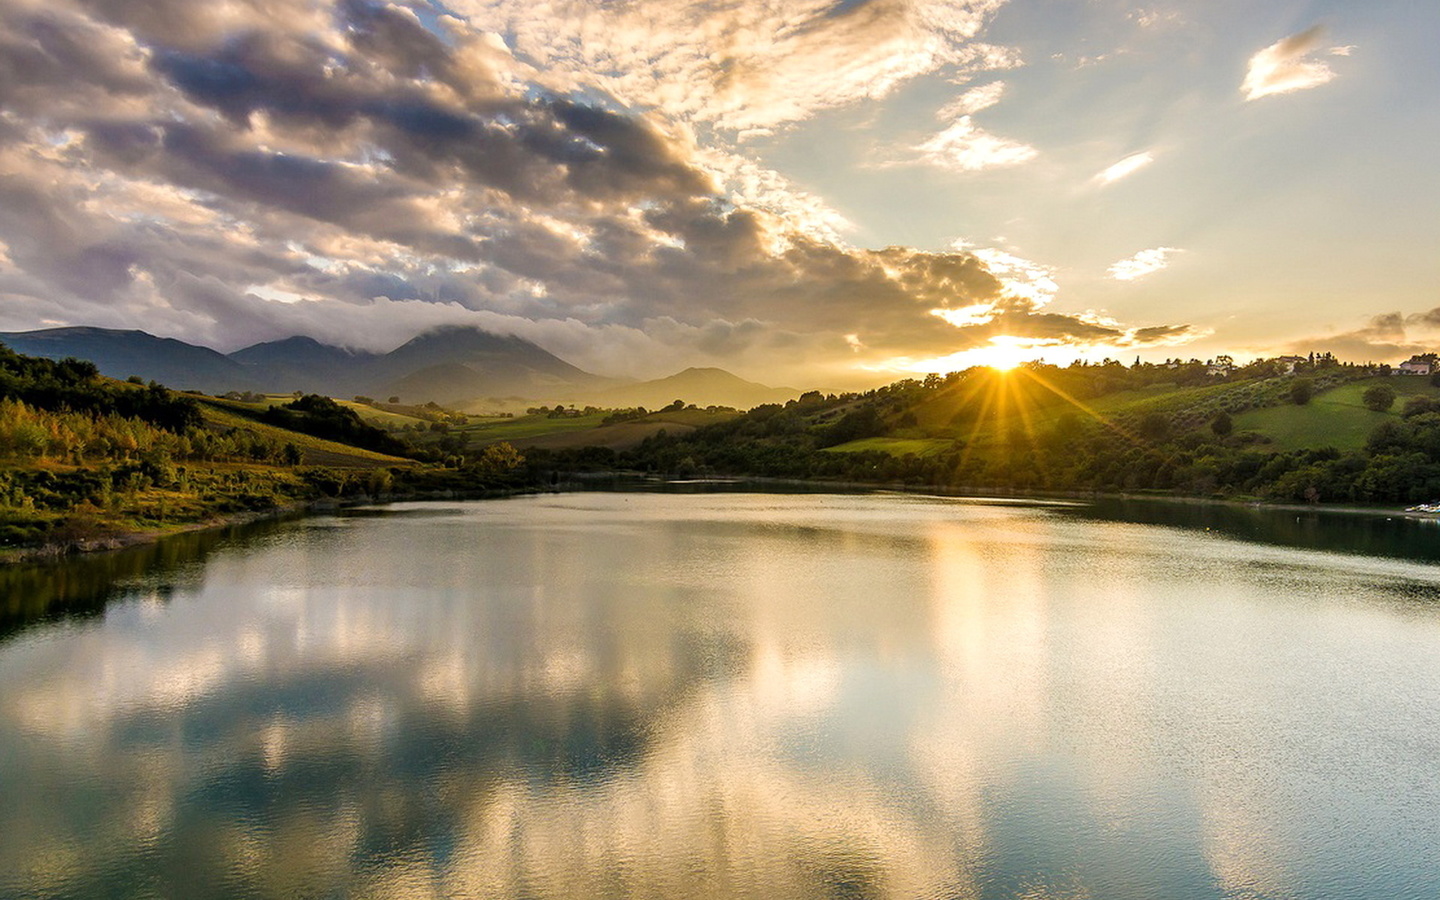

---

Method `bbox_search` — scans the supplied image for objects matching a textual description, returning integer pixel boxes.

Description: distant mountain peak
[589,366,799,410]
[392,324,533,353]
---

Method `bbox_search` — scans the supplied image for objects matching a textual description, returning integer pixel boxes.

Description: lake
[2,491,1439,899]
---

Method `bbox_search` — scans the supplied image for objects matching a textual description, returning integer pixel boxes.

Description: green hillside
[0,345,442,554]
[198,399,412,467]
[459,406,740,451]
[824,437,953,457]
[1233,377,1440,451]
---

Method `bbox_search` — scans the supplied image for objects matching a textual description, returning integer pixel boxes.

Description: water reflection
[2,494,1439,899]
[0,515,299,639]
[1065,495,1440,564]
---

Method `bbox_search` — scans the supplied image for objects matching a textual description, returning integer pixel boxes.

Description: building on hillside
[1397,356,1433,375]
[1276,355,1307,374]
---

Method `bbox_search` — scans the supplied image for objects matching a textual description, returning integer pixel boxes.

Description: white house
[1398,356,1432,375]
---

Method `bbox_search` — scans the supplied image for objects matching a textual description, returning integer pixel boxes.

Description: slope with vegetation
[0,344,525,554]
[527,354,1440,506]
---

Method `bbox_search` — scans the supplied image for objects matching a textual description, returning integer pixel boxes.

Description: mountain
[587,367,799,410]
[229,336,380,396]
[0,327,258,394]
[0,325,612,405]
[369,326,611,406]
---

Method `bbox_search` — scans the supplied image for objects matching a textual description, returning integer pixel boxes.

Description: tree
[1210,411,1233,436]
[1362,384,1396,412]
[1290,378,1314,405]
[1138,412,1170,441]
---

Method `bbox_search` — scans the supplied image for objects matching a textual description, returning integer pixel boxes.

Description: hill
[1233,376,1440,451]
[586,367,798,411]
[457,406,741,452]
[522,357,1440,505]
[0,343,430,554]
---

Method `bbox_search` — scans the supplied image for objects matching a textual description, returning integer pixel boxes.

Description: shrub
[1362,384,1396,412]
[1290,379,1314,405]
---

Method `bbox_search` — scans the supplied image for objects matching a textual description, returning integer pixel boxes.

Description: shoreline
[0,485,539,567]
[569,471,1435,521]
[5,475,1434,568]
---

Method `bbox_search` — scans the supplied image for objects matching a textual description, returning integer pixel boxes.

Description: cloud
[1242,26,1346,101]
[893,79,1033,174]
[1129,8,1183,30]
[908,117,1038,172]
[1108,247,1181,281]
[1277,308,1440,364]
[909,241,1195,367]
[448,0,1020,132]
[937,80,1006,118]
[1094,151,1154,185]
[0,0,1188,385]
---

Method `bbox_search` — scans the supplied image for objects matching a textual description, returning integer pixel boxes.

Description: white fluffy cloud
[1243,26,1347,101]
[450,0,1018,132]
[1108,247,1182,281]
[1094,151,1154,185]
[909,117,1038,171]
[938,80,1007,118]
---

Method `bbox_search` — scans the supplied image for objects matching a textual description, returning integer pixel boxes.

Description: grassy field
[459,411,612,444]
[824,437,955,457]
[1233,376,1440,451]
[515,420,692,450]
[336,400,431,427]
[198,399,412,468]
[459,408,740,450]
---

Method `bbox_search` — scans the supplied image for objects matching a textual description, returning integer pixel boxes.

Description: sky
[0,0,1436,387]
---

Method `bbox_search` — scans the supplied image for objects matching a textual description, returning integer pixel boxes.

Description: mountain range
[0,326,798,410]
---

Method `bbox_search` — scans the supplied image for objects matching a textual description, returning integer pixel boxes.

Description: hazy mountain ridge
[0,326,795,410]
[0,327,259,395]
[584,367,799,410]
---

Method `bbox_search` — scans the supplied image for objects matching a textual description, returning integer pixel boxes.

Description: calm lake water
[3,492,1440,899]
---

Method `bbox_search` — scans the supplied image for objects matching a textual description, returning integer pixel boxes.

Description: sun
[869,335,1053,379]
[966,335,1036,371]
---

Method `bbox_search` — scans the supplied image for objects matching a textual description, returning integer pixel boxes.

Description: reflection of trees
[1066,497,1440,567]
[0,516,296,639]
